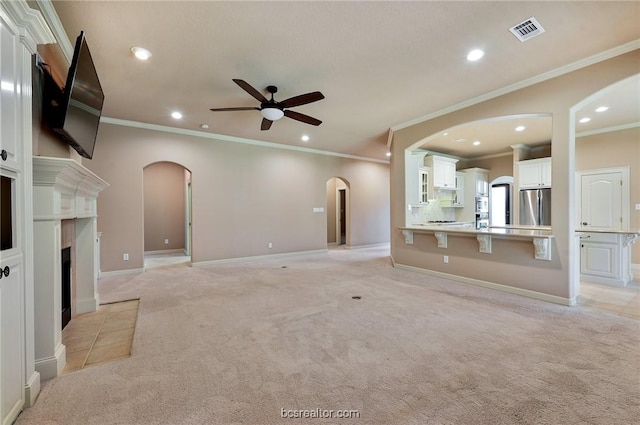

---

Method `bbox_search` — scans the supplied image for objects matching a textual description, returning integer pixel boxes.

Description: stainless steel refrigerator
[519,188,551,226]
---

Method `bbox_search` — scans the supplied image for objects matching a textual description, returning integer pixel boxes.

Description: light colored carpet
[17,246,639,424]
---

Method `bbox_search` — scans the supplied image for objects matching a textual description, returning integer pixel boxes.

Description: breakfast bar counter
[399,224,554,261]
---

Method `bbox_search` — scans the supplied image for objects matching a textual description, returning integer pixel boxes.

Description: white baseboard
[393,261,575,306]
[35,343,66,381]
[192,249,328,267]
[24,371,41,407]
[100,268,144,278]
[76,296,98,314]
[343,242,390,250]
[144,248,185,256]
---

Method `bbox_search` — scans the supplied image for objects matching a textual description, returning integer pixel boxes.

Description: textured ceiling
[45,1,640,161]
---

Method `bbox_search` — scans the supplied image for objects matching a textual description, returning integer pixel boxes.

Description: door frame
[332,179,349,246]
[489,176,514,226]
[576,166,630,229]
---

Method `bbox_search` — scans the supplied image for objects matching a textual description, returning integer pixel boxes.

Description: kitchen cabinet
[517,158,551,189]
[451,172,464,207]
[460,168,489,196]
[578,232,635,285]
[455,168,489,224]
[418,167,430,204]
[424,155,458,190]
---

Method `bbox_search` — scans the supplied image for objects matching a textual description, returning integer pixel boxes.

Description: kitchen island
[400,224,554,261]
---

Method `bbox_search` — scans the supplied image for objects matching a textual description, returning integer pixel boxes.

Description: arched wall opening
[326,177,350,246]
[569,73,640,298]
[403,114,552,227]
[143,161,192,268]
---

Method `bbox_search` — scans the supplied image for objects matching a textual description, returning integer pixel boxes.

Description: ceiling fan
[210,79,325,130]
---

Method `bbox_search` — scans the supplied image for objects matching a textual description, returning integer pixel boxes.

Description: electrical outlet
[443,255,449,264]
[164,239,169,244]
[268,242,273,249]
[123,253,129,261]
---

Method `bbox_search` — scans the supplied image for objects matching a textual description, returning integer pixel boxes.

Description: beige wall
[576,127,640,263]
[391,50,640,301]
[143,162,186,252]
[84,124,390,272]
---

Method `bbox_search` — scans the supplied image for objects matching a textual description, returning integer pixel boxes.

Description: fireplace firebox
[61,247,71,330]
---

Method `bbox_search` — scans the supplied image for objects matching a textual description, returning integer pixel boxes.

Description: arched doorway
[489,176,514,227]
[326,177,350,246]
[143,161,192,268]
[570,73,639,315]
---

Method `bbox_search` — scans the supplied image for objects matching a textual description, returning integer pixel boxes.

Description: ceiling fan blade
[233,79,268,103]
[280,91,325,108]
[284,110,322,126]
[209,107,260,112]
[261,118,273,131]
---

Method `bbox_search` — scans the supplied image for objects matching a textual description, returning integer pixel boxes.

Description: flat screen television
[45,31,104,159]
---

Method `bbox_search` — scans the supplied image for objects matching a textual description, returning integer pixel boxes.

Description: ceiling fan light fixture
[261,107,284,121]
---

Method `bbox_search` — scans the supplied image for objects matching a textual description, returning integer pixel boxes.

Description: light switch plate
[635,204,640,211]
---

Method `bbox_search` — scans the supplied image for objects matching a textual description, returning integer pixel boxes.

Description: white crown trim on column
[0,0,55,53]
[34,0,72,62]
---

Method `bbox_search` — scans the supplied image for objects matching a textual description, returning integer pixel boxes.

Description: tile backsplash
[410,200,455,224]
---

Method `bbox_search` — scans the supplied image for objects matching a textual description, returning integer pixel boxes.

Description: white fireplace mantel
[32,156,108,380]
[33,156,108,220]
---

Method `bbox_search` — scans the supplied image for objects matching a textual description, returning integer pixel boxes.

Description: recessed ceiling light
[466,49,485,61]
[515,126,526,132]
[453,138,466,143]
[386,152,392,157]
[473,141,481,146]
[595,106,609,112]
[301,135,310,142]
[131,46,152,60]
[579,117,591,123]
[443,132,449,136]
[171,111,182,119]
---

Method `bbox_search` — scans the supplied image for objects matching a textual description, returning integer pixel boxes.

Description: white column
[75,217,99,313]
[32,220,66,380]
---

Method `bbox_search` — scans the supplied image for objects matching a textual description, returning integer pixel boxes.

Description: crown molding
[35,0,73,64]
[100,117,390,164]
[0,0,55,53]
[576,121,640,139]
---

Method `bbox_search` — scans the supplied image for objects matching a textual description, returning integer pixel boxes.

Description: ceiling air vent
[509,17,545,42]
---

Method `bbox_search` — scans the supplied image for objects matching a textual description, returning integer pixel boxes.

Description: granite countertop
[491,225,552,231]
[575,227,640,235]
[402,225,554,238]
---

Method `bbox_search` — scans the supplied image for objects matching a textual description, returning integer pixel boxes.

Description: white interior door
[580,172,623,229]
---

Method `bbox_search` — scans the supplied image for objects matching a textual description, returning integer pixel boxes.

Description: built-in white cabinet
[460,168,489,197]
[424,155,458,189]
[517,158,551,189]
[0,2,55,420]
[455,168,489,224]
[578,232,636,286]
[419,167,429,204]
[451,172,464,207]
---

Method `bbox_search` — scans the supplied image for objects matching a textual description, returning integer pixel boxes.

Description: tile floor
[579,279,639,320]
[62,299,139,374]
[144,252,190,270]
